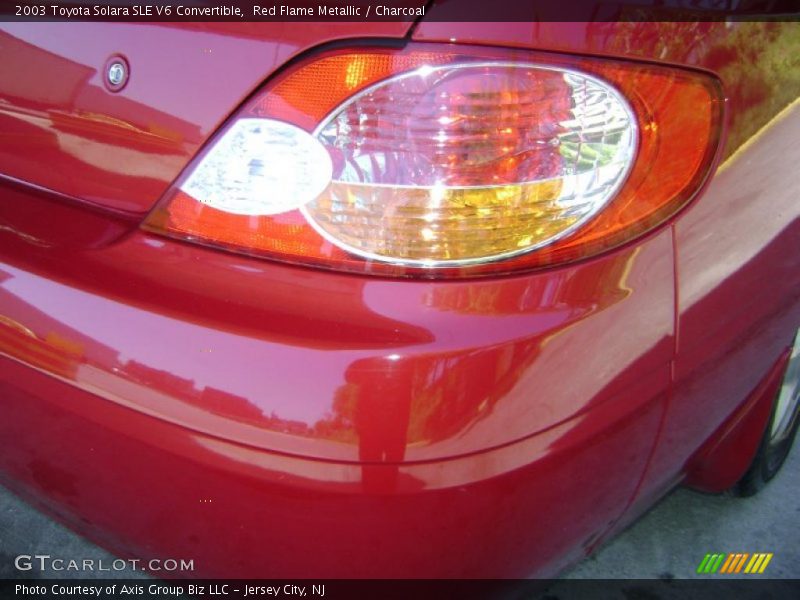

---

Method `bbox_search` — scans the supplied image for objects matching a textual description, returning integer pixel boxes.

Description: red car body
[0,13,798,578]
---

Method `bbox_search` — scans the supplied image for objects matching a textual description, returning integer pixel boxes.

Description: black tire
[734,340,800,497]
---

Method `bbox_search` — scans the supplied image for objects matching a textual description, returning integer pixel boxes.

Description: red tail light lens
[143,44,723,278]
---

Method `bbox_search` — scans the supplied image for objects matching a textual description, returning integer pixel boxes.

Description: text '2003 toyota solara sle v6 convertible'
[0,8,799,579]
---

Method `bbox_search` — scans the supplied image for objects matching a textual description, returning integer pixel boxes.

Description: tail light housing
[143,43,723,278]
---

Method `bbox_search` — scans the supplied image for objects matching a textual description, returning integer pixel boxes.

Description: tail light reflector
[144,44,723,278]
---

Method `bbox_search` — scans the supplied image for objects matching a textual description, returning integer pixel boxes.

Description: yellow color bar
[744,554,760,573]
[745,553,774,574]
[758,553,774,574]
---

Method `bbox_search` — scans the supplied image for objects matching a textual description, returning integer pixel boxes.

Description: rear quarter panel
[414,19,800,501]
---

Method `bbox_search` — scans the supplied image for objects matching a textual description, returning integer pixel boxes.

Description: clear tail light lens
[144,44,723,278]
[305,64,636,264]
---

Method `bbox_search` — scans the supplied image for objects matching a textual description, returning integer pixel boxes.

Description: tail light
[143,44,723,278]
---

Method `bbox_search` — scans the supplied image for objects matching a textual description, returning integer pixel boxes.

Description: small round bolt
[107,62,125,86]
[103,55,129,92]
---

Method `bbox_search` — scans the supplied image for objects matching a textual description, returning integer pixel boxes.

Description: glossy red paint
[684,348,790,494]
[0,22,414,213]
[414,14,800,543]
[1,352,665,578]
[645,95,800,498]
[0,190,674,463]
[0,18,799,579]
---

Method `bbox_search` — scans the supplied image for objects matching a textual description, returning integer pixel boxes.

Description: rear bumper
[1,354,664,578]
[0,194,673,577]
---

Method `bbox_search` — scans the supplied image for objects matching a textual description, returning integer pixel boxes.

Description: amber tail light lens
[143,44,723,278]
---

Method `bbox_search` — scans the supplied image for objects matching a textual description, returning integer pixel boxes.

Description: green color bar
[697,554,713,574]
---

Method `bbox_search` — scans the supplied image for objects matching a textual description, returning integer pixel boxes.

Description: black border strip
[3,0,800,23]
[2,578,800,600]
